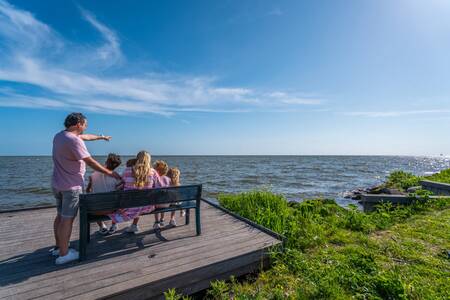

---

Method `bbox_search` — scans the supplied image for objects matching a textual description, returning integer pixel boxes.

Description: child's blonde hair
[133,151,151,188]
[154,160,169,176]
[167,168,180,186]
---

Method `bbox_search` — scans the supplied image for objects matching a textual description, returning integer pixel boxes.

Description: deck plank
[0,200,281,299]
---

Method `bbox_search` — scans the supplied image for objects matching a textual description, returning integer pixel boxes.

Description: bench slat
[80,185,201,211]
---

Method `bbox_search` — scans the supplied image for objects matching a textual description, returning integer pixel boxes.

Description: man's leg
[53,215,61,247]
[52,188,63,249]
[57,189,80,257]
[57,217,75,256]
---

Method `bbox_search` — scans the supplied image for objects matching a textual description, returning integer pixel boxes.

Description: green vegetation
[426,169,450,184]
[211,191,450,299]
[165,170,450,299]
[385,171,422,191]
[383,168,450,191]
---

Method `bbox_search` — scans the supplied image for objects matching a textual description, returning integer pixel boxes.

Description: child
[108,150,161,233]
[86,153,122,235]
[153,160,171,227]
[167,167,182,226]
[126,158,137,168]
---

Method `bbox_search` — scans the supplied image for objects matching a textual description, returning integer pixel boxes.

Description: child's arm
[115,180,124,190]
[86,176,93,193]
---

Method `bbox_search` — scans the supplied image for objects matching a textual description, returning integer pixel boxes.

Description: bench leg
[87,222,91,243]
[79,210,87,261]
[195,199,201,236]
[185,209,190,225]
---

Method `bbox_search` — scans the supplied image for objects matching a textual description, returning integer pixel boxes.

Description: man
[51,112,121,264]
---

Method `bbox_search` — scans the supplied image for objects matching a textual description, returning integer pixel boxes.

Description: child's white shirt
[90,171,121,193]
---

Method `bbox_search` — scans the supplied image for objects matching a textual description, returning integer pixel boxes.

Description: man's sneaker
[49,244,70,256]
[153,222,161,230]
[98,226,109,235]
[55,248,79,265]
[49,246,59,257]
[159,219,165,227]
[109,224,118,234]
[125,224,139,233]
[169,219,177,227]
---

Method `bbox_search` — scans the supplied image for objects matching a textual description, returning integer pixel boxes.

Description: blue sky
[0,0,449,155]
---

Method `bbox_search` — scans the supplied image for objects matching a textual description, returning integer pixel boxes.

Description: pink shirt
[122,167,161,190]
[159,175,171,187]
[52,130,91,191]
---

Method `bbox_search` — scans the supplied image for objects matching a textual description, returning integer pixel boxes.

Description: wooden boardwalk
[0,200,281,299]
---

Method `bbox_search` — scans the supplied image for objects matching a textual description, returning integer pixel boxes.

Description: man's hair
[64,112,87,129]
[106,153,121,171]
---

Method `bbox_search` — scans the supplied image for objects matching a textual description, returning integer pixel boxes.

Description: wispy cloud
[343,110,450,117]
[228,7,283,24]
[0,1,320,116]
[267,8,283,16]
[78,6,122,65]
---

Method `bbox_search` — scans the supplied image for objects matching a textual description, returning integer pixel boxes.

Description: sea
[0,155,449,211]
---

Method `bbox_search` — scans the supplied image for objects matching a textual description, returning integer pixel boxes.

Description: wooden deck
[0,200,281,300]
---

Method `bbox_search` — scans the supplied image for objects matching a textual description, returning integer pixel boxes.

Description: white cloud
[0,0,62,52]
[344,110,450,117]
[78,6,122,65]
[0,1,322,116]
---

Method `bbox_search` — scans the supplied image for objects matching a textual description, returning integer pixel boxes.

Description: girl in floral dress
[108,150,161,233]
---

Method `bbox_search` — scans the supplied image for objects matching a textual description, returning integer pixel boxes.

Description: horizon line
[0,154,448,158]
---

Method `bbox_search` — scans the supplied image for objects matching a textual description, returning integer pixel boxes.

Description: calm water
[0,156,449,210]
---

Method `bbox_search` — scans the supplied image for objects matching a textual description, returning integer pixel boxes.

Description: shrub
[386,171,421,191]
[425,168,450,184]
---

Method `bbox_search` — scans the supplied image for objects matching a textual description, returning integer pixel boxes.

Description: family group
[87,151,183,236]
[51,112,182,264]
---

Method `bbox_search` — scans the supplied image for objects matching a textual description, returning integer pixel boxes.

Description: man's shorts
[52,188,82,218]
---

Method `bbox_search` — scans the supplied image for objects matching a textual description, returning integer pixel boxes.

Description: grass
[383,168,450,191]
[384,171,422,191]
[425,169,450,184]
[165,170,450,299]
[210,192,450,299]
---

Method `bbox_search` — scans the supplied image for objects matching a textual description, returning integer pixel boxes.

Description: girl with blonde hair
[167,167,183,226]
[108,150,161,233]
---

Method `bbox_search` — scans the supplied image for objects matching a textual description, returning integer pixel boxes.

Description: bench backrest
[79,184,202,212]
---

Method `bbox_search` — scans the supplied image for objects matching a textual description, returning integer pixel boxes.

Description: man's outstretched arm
[83,156,121,180]
[79,134,111,141]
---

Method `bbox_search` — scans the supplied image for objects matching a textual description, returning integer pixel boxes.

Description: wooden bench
[79,184,202,261]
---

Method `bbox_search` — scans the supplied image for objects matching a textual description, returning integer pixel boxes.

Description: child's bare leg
[97,221,107,228]
[170,211,176,221]
[160,212,165,222]
[132,217,139,226]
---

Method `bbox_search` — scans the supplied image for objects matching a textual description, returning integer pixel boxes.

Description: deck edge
[201,198,286,247]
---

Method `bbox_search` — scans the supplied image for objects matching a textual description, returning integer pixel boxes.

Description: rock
[378,187,404,195]
[287,200,298,207]
[406,186,422,193]
[368,185,384,194]
[341,188,372,200]
[351,194,362,200]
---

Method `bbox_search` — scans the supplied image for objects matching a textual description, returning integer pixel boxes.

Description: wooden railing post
[195,185,202,235]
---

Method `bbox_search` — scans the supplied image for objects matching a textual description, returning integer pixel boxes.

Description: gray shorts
[52,188,82,218]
